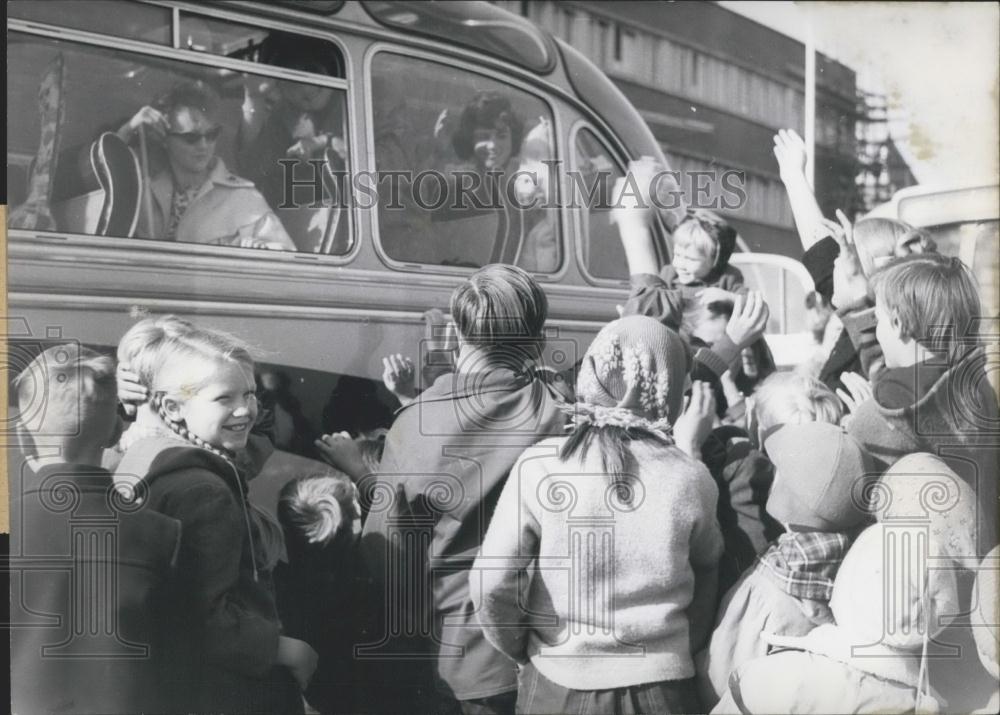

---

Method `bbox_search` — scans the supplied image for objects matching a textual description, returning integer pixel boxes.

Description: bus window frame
[362,42,570,284]
[568,121,633,289]
[8,6,361,265]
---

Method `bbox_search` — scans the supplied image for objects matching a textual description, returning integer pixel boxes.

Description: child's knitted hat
[571,316,689,434]
[764,422,872,531]
[765,523,958,710]
[871,452,981,569]
[972,546,1000,680]
[831,523,959,651]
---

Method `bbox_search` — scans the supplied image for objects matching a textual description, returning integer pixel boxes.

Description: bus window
[177,13,346,78]
[370,52,561,272]
[573,128,629,281]
[8,0,172,45]
[7,29,351,255]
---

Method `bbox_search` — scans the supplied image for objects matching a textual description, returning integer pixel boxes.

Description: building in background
[494,0,917,257]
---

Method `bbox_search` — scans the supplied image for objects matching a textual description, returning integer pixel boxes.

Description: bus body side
[6,0,811,433]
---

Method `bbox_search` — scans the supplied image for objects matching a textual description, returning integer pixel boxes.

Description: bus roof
[362,0,557,73]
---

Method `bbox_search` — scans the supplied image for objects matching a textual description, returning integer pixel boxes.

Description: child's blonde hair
[117,315,195,394]
[851,218,936,277]
[15,345,121,460]
[147,326,257,459]
[753,371,842,436]
[870,253,981,360]
[673,217,719,260]
[278,474,357,547]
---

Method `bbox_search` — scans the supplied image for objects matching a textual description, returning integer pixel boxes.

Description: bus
[6,0,812,441]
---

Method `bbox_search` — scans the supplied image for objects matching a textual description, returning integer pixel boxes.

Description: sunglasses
[168,126,222,144]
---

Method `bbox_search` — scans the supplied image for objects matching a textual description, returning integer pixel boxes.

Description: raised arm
[610,156,662,277]
[773,129,827,252]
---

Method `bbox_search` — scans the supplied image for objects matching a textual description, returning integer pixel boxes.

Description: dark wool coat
[10,460,181,714]
[358,365,566,707]
[115,436,300,715]
[847,345,1000,555]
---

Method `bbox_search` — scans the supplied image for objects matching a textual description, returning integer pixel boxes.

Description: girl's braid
[149,391,237,465]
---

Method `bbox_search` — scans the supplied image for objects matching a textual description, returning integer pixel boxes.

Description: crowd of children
[9,127,998,714]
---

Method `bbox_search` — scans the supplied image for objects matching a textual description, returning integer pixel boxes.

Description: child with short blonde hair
[668,210,745,291]
[11,345,182,714]
[700,371,843,601]
[751,371,843,444]
[275,473,363,714]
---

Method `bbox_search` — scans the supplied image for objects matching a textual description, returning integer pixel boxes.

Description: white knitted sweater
[472,435,723,690]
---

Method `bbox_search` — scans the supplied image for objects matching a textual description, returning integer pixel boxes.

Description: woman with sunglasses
[117,81,295,250]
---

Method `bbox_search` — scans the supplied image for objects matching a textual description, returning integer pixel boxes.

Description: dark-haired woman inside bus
[117,81,295,250]
[437,90,557,271]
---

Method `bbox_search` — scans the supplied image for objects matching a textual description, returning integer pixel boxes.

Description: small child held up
[696,421,872,710]
[612,159,746,319]
[276,473,363,714]
[665,209,745,292]
[610,158,769,389]
[11,345,182,715]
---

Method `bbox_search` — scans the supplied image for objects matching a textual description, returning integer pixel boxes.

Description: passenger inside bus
[116,80,296,250]
[236,37,349,253]
[374,85,559,271]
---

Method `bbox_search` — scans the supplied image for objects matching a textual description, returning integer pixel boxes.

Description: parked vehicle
[6,0,810,435]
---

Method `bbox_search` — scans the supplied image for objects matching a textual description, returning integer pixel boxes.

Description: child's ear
[889,310,910,342]
[159,395,185,423]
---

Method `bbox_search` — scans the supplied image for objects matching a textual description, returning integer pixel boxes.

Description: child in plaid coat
[695,422,873,710]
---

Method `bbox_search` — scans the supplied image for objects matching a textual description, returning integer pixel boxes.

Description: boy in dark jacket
[9,345,182,715]
[358,264,567,715]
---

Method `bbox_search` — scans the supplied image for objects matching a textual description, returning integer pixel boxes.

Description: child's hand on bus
[382,353,417,400]
[276,636,318,691]
[116,363,148,406]
[772,129,807,183]
[117,105,169,143]
[674,380,716,460]
[725,291,769,349]
[315,431,367,481]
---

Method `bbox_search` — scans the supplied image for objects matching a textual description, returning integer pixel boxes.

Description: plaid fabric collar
[757,530,850,601]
